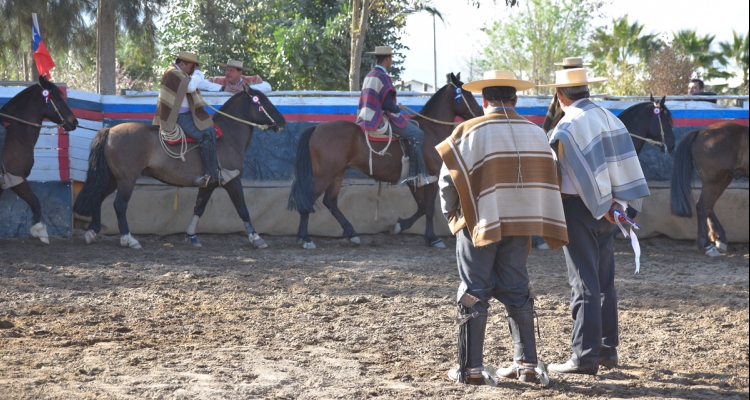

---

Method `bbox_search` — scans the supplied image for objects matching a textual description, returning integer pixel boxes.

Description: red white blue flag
[32,13,55,78]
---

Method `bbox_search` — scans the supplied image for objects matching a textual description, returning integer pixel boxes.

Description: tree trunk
[97,0,117,95]
[348,0,372,91]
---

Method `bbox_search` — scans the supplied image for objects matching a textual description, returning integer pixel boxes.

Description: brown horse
[288,73,482,249]
[73,86,286,249]
[0,76,79,242]
[670,121,749,256]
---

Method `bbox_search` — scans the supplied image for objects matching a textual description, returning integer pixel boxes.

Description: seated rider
[153,51,239,187]
[205,59,272,94]
[356,46,437,187]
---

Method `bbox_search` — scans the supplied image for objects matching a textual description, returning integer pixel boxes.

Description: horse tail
[670,129,700,218]
[288,125,318,213]
[73,128,112,217]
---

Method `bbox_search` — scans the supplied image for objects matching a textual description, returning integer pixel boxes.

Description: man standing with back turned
[437,70,568,385]
[541,68,650,375]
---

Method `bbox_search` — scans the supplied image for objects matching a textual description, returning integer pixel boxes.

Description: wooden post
[97,0,117,95]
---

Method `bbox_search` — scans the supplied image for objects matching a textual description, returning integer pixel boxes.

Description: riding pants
[177,112,215,140]
[392,120,430,177]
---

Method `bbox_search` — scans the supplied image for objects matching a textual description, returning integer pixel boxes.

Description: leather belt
[561,193,579,199]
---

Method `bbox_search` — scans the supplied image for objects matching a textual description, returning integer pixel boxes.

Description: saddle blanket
[165,124,223,145]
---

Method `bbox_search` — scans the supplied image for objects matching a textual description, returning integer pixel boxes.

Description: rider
[153,51,239,187]
[206,59,272,94]
[356,46,437,187]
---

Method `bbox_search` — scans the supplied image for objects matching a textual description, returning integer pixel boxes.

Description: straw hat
[366,46,399,56]
[174,51,200,65]
[218,59,252,71]
[538,68,607,88]
[462,70,536,93]
[554,57,590,67]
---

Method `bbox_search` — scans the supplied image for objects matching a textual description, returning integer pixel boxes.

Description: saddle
[366,119,419,142]
[165,124,223,145]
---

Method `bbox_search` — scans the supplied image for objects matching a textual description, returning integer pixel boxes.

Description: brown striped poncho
[152,66,213,132]
[436,108,568,250]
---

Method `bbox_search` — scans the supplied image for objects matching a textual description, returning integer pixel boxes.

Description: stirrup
[193,175,212,188]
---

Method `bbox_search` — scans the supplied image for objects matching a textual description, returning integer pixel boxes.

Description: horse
[72,86,286,249]
[0,76,79,243]
[287,72,482,249]
[617,95,675,154]
[670,121,749,257]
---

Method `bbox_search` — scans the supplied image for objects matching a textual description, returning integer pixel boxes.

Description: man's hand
[603,202,624,224]
[224,85,242,94]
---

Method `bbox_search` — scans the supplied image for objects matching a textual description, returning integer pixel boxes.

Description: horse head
[38,75,78,131]
[242,86,287,132]
[650,94,675,153]
[446,72,483,121]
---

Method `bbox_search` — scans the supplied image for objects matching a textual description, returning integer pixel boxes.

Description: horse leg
[322,173,359,244]
[224,177,267,249]
[391,187,426,236]
[183,186,216,247]
[112,180,141,249]
[696,177,731,257]
[297,212,316,249]
[10,180,48,244]
[85,179,117,244]
[704,176,732,254]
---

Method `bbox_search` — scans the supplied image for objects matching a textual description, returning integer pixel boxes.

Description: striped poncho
[356,67,408,132]
[549,99,650,218]
[152,66,213,132]
[436,108,568,250]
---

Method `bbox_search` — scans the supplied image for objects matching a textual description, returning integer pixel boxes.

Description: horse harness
[628,102,668,153]
[397,82,477,126]
[0,83,69,130]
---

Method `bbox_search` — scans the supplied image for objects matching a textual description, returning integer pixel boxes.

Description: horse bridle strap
[629,102,667,152]
[0,112,43,128]
[450,82,478,119]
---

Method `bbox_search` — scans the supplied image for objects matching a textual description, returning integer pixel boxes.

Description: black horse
[0,76,79,242]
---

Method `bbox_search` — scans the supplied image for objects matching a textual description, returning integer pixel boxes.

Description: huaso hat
[366,46,399,56]
[554,57,591,67]
[462,70,536,93]
[538,68,607,88]
[174,51,200,65]
[218,59,252,71]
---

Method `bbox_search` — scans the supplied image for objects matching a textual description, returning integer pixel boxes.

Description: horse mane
[417,85,449,117]
[0,84,40,114]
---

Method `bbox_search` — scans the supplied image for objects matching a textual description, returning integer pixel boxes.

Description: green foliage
[717,31,749,94]
[474,0,602,93]
[672,29,730,82]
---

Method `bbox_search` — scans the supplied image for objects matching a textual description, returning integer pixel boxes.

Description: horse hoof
[715,241,728,253]
[430,238,447,249]
[705,245,721,257]
[30,222,49,244]
[349,236,361,245]
[84,230,97,244]
[249,233,268,249]
[120,234,141,249]
[391,223,402,235]
[302,241,316,250]
[186,234,201,247]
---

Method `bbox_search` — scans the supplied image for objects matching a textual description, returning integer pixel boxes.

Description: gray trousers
[562,196,618,369]
[177,112,215,141]
[456,228,536,367]
[391,119,424,145]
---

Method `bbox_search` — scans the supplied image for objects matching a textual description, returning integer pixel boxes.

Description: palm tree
[589,15,660,76]
[672,29,730,81]
[718,30,749,93]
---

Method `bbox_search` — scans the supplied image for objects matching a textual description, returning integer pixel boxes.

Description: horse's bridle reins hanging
[205,85,277,130]
[398,82,477,126]
[628,102,667,153]
[0,84,69,130]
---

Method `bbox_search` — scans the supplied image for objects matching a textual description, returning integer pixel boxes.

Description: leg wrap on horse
[456,292,488,383]
[505,299,538,365]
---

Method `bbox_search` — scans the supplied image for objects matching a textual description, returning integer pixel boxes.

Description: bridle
[398,82,478,125]
[629,102,668,153]
[205,85,278,130]
[0,84,71,130]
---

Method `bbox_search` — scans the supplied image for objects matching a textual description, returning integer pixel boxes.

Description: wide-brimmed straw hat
[366,46,399,56]
[554,57,591,67]
[218,59,252,71]
[538,68,607,88]
[462,70,536,93]
[174,51,200,65]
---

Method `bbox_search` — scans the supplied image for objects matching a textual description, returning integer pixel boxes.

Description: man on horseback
[153,51,239,187]
[437,71,568,386]
[357,46,436,187]
[541,68,650,375]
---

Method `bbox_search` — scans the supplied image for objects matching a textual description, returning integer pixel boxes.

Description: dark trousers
[562,196,618,369]
[177,112,215,141]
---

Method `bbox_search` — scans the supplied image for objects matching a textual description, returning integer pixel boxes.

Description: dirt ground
[0,231,748,400]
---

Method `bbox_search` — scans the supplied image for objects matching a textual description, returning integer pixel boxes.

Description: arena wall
[2,85,748,241]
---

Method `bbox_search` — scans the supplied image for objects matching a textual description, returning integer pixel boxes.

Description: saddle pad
[166,124,223,145]
[367,134,398,142]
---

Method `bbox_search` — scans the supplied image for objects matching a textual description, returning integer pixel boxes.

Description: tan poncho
[153,66,213,132]
[436,108,568,250]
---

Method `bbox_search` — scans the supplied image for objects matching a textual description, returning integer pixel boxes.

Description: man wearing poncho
[437,70,568,385]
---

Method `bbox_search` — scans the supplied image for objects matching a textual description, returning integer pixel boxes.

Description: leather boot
[453,312,488,384]
[400,139,437,187]
[497,302,539,382]
[193,133,219,187]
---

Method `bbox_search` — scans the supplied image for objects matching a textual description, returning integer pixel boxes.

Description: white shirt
[177,64,208,112]
[558,98,628,215]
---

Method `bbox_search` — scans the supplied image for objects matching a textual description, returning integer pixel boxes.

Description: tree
[473,0,601,93]
[718,30,749,94]
[645,41,696,96]
[672,29,729,82]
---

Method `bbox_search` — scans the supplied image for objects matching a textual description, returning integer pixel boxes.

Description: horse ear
[446,73,453,84]
[650,94,655,103]
[38,75,49,87]
[660,95,666,105]
[456,72,461,82]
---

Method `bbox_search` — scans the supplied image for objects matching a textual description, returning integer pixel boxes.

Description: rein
[397,82,477,126]
[205,86,277,130]
[0,112,43,128]
[629,102,667,152]
[0,84,69,130]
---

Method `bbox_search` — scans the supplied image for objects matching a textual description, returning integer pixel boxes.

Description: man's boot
[497,302,539,383]
[193,133,220,187]
[449,293,488,385]
[401,139,437,188]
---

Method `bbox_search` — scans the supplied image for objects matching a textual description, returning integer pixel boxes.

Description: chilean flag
[32,13,55,78]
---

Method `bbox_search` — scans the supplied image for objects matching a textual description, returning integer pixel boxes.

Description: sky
[398,0,750,89]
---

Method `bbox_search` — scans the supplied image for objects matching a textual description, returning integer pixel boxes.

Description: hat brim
[554,62,592,66]
[218,63,252,71]
[366,52,400,56]
[537,77,607,88]
[174,54,200,65]
[462,78,536,93]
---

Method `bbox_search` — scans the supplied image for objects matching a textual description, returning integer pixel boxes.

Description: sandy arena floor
[0,231,748,399]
